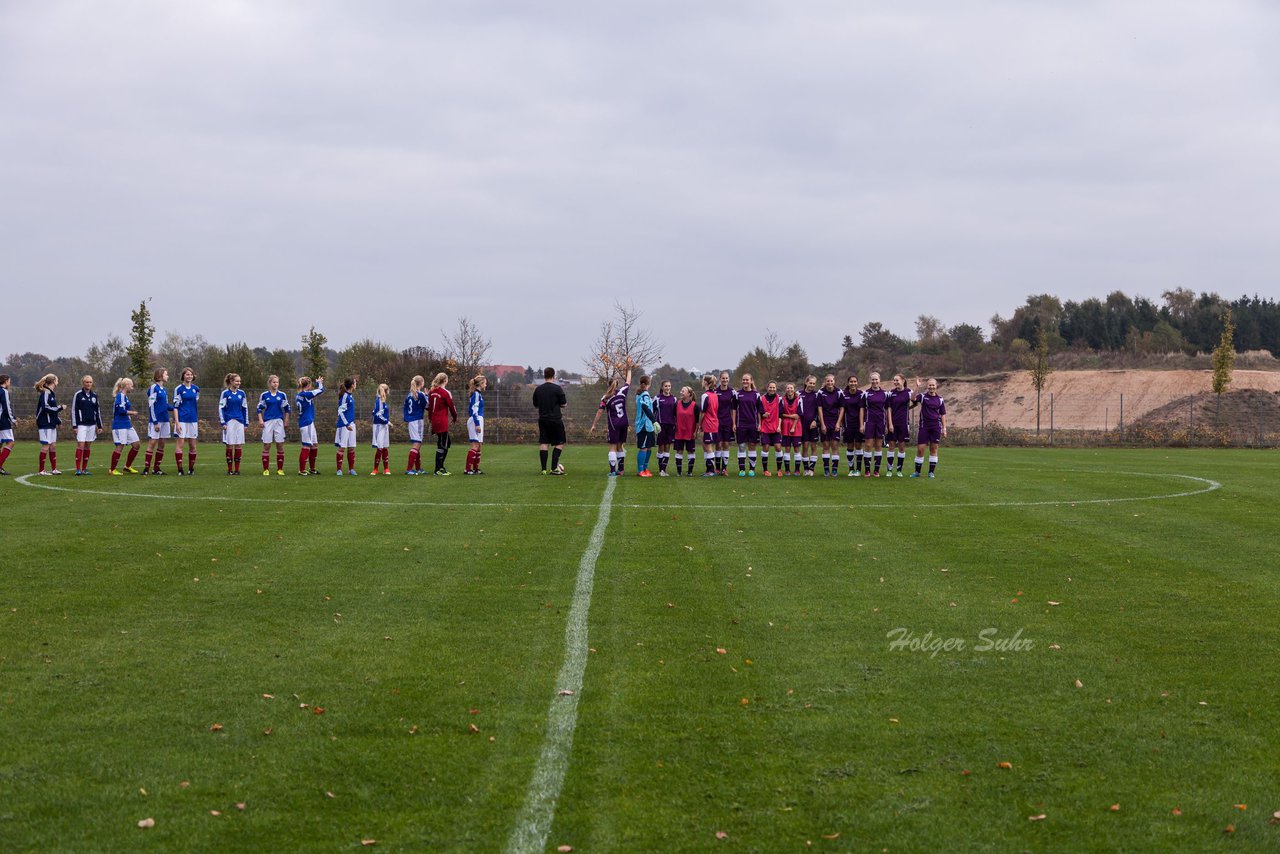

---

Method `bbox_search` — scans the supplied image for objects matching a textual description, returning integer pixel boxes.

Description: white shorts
[147,422,172,440]
[261,419,286,444]
[372,423,389,449]
[467,418,484,443]
[222,422,246,445]
[407,420,424,443]
[112,428,140,445]
[76,425,98,443]
[334,426,357,448]
[177,421,199,439]
[38,428,58,444]
[298,424,318,447]
[0,429,13,443]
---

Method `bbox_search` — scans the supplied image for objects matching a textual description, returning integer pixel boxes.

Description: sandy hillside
[940,370,1280,430]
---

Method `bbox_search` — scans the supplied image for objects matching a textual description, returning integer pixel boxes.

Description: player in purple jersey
[860,372,889,477]
[734,373,763,477]
[797,375,820,476]
[885,374,914,477]
[654,379,678,476]
[816,374,843,476]
[911,377,948,477]
[589,365,632,475]
[714,371,736,475]
[840,375,865,476]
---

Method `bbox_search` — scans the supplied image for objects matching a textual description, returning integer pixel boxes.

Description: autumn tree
[584,301,664,383]
[442,316,492,382]
[1027,327,1052,436]
[1212,309,1235,403]
[301,326,329,379]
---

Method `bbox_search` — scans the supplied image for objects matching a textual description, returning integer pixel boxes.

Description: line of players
[0,369,489,478]
[591,370,947,479]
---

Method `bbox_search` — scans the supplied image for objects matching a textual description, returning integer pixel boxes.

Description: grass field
[1,444,1277,852]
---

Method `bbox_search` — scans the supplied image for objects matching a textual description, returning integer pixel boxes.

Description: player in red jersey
[427,372,458,475]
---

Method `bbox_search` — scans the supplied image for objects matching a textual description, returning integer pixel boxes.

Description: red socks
[111,449,121,471]
[299,448,309,473]
[262,451,270,472]
[39,450,47,472]
[226,446,234,471]
[233,448,242,472]
[188,451,195,472]
[126,446,138,467]
[347,449,356,471]
[336,451,344,472]
[75,448,83,471]
[308,447,318,472]
[174,450,183,469]
[276,450,284,471]
[0,446,10,468]
[465,448,480,471]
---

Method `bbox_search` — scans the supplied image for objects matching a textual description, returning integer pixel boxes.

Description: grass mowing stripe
[505,476,616,854]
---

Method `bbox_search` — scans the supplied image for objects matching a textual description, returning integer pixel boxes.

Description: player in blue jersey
[335,378,358,475]
[219,373,249,474]
[589,364,632,476]
[257,374,291,476]
[465,375,486,475]
[0,374,14,475]
[294,375,324,474]
[35,373,64,475]
[172,367,200,475]
[143,368,175,475]
[371,383,391,475]
[108,377,141,475]
[71,375,102,475]
[403,375,428,474]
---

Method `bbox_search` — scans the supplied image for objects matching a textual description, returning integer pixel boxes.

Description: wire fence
[5,384,1279,447]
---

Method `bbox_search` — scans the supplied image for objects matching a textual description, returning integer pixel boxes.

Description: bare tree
[583,301,664,383]
[441,316,492,381]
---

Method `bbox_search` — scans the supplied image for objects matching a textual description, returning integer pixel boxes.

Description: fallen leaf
[1234,804,1247,811]
[362,840,377,846]
[1028,814,1046,821]
[263,728,273,736]
[408,725,418,735]
[666,602,675,608]
[740,698,750,706]
[179,781,190,789]
[716,648,727,655]
[715,831,728,840]
[262,693,274,699]
[997,761,1013,770]
[557,690,575,696]
[1110,804,1120,812]
[1270,810,1280,825]
[1047,601,1061,606]
[210,810,221,816]
[821,833,840,840]
[1075,680,1083,689]
[313,707,325,715]
[1224,824,1235,834]
[557,847,574,853]
[325,791,335,799]
[961,769,971,776]
[209,723,223,732]
[235,803,246,811]
[468,723,480,733]
[139,788,147,797]
[684,545,694,551]
[1049,644,1061,650]
[1171,808,1182,816]
[137,818,155,829]
[889,718,899,724]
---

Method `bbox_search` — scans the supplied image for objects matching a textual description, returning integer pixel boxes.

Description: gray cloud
[3,0,1277,370]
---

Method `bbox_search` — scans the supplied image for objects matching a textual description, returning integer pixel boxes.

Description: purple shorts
[864,414,886,438]
[822,425,841,442]
[717,425,735,444]
[607,423,629,445]
[803,424,821,443]
[702,431,719,446]
[843,424,864,444]
[658,423,676,444]
[674,438,696,453]
[760,432,782,447]
[781,434,803,448]
[737,426,760,445]
[917,423,943,444]
[887,418,910,442]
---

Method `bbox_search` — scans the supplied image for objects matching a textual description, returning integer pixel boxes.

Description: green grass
[1,444,1278,851]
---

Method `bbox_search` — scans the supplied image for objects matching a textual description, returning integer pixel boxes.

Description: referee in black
[532,367,567,474]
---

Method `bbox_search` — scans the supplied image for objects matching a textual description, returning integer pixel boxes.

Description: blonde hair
[377,383,389,402]
[410,375,425,393]
[224,373,239,388]
[701,373,716,389]
[679,385,693,399]
[113,377,133,395]
[468,374,486,393]
[34,373,57,391]
[268,374,280,385]
[298,376,312,390]
[431,372,448,389]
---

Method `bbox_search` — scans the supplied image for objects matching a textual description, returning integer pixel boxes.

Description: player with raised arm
[219,373,248,475]
[911,377,948,478]
[533,367,568,475]
[173,368,200,475]
[334,378,358,476]
[294,376,324,475]
[257,374,291,476]
[589,364,632,476]
[108,378,141,475]
[71,375,102,475]
[816,374,843,477]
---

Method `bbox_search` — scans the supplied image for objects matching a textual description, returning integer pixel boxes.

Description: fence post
[1189,394,1194,446]
[494,380,501,444]
[1049,393,1054,446]
[980,398,985,445]
[1119,393,1124,444]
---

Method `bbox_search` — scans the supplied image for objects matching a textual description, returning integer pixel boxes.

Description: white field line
[12,470,1221,511]
[505,475,615,854]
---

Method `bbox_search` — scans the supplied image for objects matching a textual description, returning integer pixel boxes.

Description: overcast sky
[3,1,1277,371]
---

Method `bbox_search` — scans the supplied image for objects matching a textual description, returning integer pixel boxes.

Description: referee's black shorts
[538,418,566,446]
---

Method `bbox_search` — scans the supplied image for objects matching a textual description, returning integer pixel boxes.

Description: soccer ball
[554,463,566,474]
